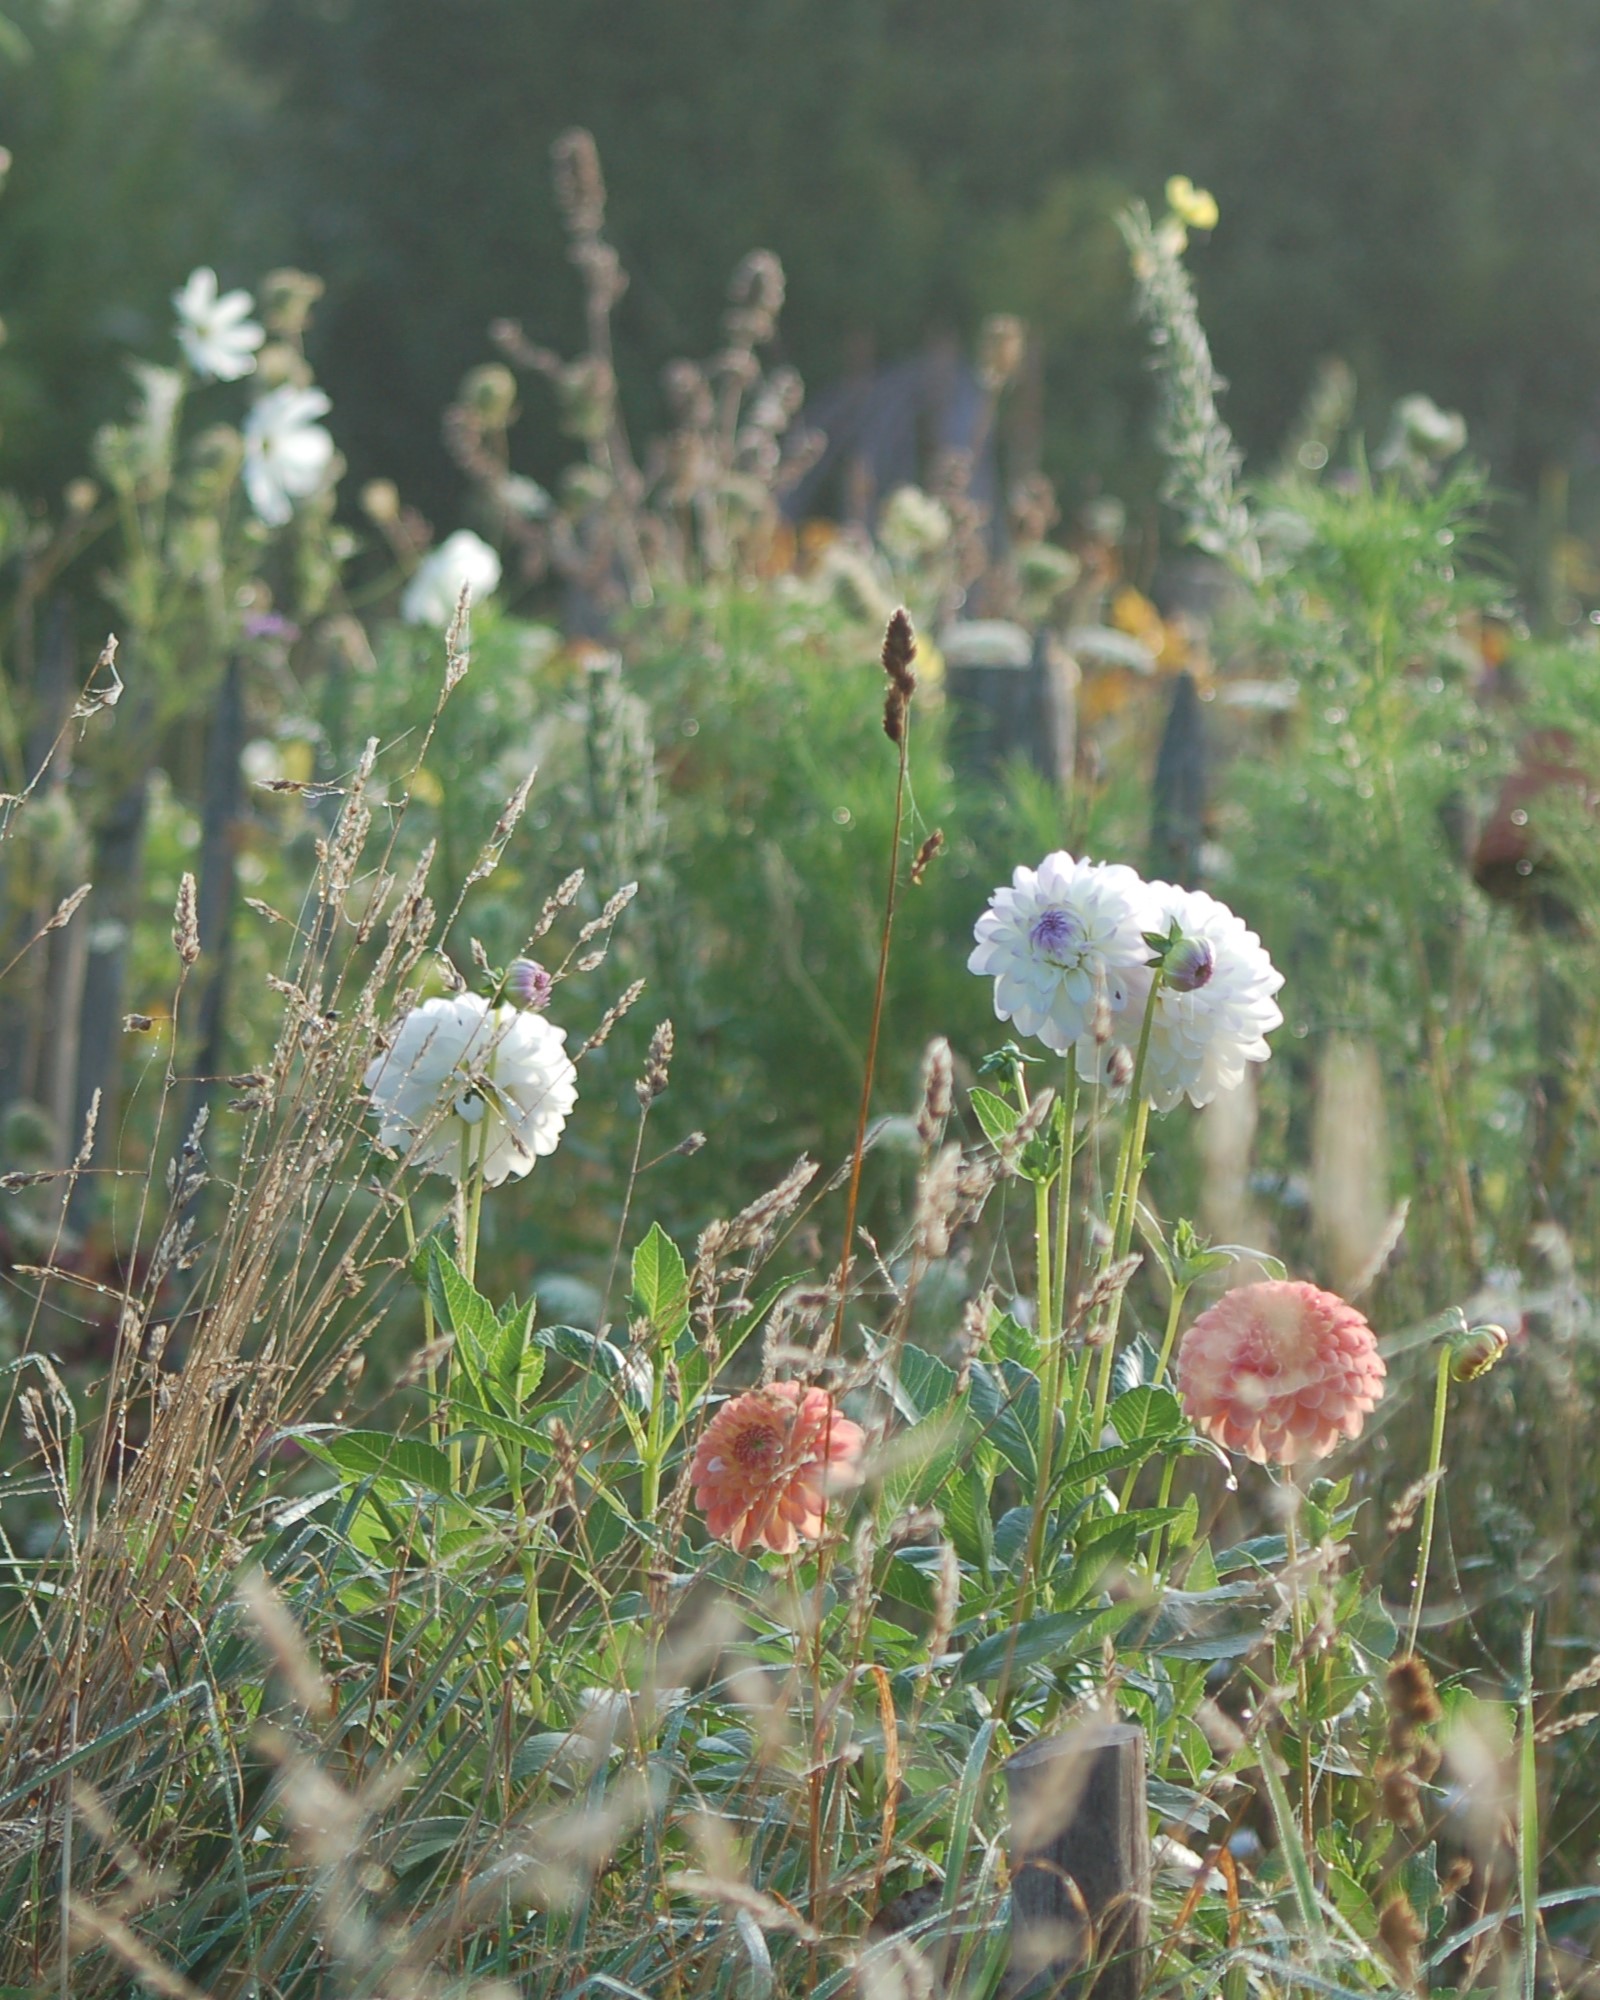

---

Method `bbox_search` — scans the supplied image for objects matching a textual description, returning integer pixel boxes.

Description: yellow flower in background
[1165,175,1219,233]
[1111,585,1192,672]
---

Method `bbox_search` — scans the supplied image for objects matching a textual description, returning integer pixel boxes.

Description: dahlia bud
[1164,934,1216,992]
[506,958,554,1011]
[1450,1321,1509,1383]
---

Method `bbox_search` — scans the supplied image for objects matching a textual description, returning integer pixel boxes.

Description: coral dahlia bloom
[691,1382,866,1555]
[1176,1281,1385,1467]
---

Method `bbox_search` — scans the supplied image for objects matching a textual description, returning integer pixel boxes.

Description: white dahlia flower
[401,530,503,627]
[174,267,264,382]
[363,993,577,1185]
[968,852,1156,1060]
[1139,883,1284,1110]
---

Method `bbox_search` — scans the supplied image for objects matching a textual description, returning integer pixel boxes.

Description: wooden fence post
[942,622,1077,792]
[1005,1721,1149,2000]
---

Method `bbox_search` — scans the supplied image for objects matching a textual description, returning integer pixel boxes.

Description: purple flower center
[1030,907,1086,964]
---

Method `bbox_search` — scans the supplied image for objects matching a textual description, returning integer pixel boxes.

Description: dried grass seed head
[916,1036,954,1148]
[172,872,200,966]
[636,1019,674,1105]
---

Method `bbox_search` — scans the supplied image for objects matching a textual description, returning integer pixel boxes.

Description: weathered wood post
[941,621,1077,792]
[1005,1722,1149,2000]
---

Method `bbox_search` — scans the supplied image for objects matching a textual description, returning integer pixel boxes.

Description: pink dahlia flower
[1176,1280,1385,1466]
[690,1382,866,1555]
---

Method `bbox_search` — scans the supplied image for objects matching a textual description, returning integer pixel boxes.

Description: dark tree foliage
[0,0,281,493]
[5,0,1600,527]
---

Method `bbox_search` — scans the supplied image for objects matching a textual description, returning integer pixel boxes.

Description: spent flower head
[174,267,264,382]
[364,992,576,1186]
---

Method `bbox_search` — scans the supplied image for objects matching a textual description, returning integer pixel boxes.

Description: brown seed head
[1387,1654,1444,1732]
[1377,1894,1426,1987]
[1380,1761,1423,1834]
[881,607,917,696]
[910,829,945,886]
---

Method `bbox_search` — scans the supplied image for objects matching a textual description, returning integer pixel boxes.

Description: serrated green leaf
[988,1312,1041,1370]
[426,1244,498,1405]
[455,1405,553,1458]
[879,1403,968,1514]
[632,1223,689,1335]
[970,1086,1020,1145]
[883,1550,941,1614]
[300,1430,455,1497]
[1112,1333,1160,1396]
[956,1600,1139,1685]
[939,1719,995,1910]
[489,1298,544,1413]
[967,1362,1036,1479]
[1054,1440,1165,1489]
[944,1463,994,1577]
[1110,1384,1185,1444]
[1162,1490,1200,1553]
[537,1323,626,1374]
[1155,1626,1265,1662]
[1058,1516,1145,1602]
[993,1505,1033,1570]
[896,1344,959,1422]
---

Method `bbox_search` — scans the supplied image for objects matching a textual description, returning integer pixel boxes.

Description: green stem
[1088,970,1165,1443]
[401,1199,443,1455]
[1012,1108,1061,1634]
[1053,1060,1080,1346]
[1090,1096,1153,1443]
[640,1340,668,1596]
[462,1119,490,1286]
[1405,1343,1452,1656]
[1519,1615,1539,2000]
[522,1547,543,1677]
[1285,1488,1315,1859]
[1124,1279,1191,1522]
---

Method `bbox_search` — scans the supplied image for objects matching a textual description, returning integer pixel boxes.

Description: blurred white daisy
[364,993,577,1186]
[878,485,952,564]
[242,385,335,528]
[969,852,1155,1059]
[173,267,264,382]
[401,529,503,627]
[1139,883,1284,1110]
